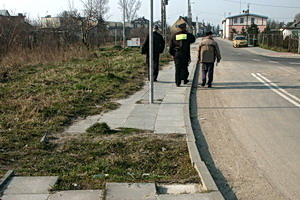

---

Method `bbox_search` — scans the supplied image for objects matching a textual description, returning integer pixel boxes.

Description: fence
[258,33,299,53]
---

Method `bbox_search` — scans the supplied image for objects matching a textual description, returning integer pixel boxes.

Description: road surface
[196,38,300,200]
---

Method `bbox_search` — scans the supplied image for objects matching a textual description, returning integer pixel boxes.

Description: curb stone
[184,62,224,199]
[0,170,14,194]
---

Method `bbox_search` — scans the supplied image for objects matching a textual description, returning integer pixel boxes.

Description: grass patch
[0,47,183,184]
[3,129,199,190]
[259,44,290,53]
[86,123,113,135]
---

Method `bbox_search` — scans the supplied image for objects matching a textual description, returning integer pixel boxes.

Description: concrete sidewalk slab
[157,192,224,200]
[1,194,50,200]
[3,176,58,195]
[105,183,157,200]
[48,190,103,200]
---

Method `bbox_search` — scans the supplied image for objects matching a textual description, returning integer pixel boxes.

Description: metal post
[161,0,167,53]
[298,35,300,54]
[123,0,126,48]
[149,0,154,103]
[196,16,199,36]
[115,29,117,46]
[188,0,192,27]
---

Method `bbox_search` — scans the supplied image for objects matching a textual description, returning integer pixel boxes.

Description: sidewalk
[66,59,188,135]
[0,41,223,200]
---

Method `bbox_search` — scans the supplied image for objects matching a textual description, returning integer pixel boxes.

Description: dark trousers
[202,63,214,85]
[146,53,160,81]
[174,56,189,85]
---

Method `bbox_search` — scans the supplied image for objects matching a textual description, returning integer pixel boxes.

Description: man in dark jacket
[169,23,196,86]
[198,31,221,88]
[142,25,165,82]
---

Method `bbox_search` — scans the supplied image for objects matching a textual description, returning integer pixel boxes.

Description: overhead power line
[222,0,300,9]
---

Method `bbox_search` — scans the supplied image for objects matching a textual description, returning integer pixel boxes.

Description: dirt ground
[196,85,286,200]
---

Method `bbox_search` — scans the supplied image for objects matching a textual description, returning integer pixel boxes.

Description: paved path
[65,59,190,135]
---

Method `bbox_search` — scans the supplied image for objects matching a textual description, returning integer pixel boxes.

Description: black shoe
[154,79,157,82]
[201,83,205,87]
[184,80,189,84]
[208,84,212,88]
[176,84,180,87]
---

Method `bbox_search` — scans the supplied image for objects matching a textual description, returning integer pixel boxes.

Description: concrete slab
[154,126,186,134]
[48,190,103,200]
[1,194,50,200]
[157,192,223,200]
[105,182,157,200]
[3,176,58,195]
[157,184,201,195]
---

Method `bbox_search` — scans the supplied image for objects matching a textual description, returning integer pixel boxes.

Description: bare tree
[118,0,141,22]
[66,0,110,48]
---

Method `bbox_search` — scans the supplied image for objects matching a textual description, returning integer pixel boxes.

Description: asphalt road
[196,38,300,199]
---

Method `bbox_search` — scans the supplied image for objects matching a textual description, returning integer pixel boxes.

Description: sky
[1,0,300,26]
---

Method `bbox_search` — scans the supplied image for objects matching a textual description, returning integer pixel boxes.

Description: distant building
[282,21,300,39]
[0,10,31,31]
[0,10,10,16]
[222,11,268,39]
[171,16,194,34]
[0,10,27,23]
[131,17,149,29]
[41,15,62,28]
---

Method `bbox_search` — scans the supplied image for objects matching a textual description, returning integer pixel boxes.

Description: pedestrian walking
[198,31,221,88]
[169,23,196,87]
[142,25,165,82]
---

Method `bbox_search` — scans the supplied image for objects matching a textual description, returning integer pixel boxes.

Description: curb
[0,170,14,194]
[184,62,224,199]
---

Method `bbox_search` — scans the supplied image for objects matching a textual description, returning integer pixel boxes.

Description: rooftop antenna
[247,3,250,13]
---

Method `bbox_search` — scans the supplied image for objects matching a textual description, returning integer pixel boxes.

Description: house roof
[285,21,300,29]
[226,13,268,19]
[0,10,10,16]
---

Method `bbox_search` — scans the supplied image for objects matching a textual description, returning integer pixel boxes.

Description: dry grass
[0,46,191,189]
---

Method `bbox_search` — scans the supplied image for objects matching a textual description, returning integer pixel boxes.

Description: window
[251,18,255,24]
[240,18,244,24]
[234,18,238,24]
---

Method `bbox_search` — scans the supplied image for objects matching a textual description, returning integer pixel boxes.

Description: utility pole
[122,0,126,48]
[187,0,192,27]
[161,0,168,53]
[149,0,154,103]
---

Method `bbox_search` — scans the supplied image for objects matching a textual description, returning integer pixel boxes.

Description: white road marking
[268,61,279,64]
[251,73,300,108]
[256,73,300,103]
[289,62,300,65]
[252,59,261,62]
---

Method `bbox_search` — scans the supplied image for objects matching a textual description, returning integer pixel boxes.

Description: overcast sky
[1,0,300,26]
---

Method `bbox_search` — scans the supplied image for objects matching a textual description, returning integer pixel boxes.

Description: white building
[282,21,300,39]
